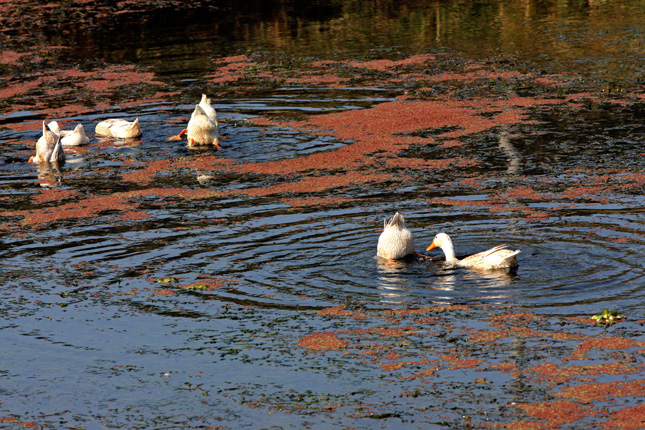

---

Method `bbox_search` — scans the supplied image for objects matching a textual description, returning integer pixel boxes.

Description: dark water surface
[1,1,644,428]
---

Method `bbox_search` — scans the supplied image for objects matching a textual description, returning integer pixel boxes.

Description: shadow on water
[0,1,644,429]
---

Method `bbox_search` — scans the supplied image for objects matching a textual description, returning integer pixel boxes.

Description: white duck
[170,95,220,148]
[95,118,142,138]
[198,93,218,125]
[182,104,220,148]
[29,121,65,164]
[57,123,90,146]
[377,212,415,260]
[426,233,520,270]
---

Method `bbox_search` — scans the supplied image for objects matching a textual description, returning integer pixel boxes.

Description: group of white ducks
[377,212,520,270]
[27,95,518,271]
[28,94,221,164]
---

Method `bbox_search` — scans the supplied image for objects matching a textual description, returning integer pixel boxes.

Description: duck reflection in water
[36,163,63,188]
[498,129,521,175]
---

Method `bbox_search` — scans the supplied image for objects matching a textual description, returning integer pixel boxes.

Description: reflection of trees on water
[228,0,642,80]
[3,1,641,82]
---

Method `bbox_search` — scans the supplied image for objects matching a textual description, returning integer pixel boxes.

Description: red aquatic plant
[554,379,645,403]
[514,400,599,428]
[297,332,348,351]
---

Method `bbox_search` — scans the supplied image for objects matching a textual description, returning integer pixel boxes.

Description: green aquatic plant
[183,284,208,291]
[591,309,625,326]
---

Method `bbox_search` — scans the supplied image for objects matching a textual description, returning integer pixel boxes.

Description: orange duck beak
[426,239,438,252]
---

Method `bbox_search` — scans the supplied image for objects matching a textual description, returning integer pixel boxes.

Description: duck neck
[441,241,458,263]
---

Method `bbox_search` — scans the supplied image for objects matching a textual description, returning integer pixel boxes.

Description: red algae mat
[1,1,644,429]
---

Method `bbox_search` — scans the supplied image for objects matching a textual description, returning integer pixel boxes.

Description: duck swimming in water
[377,212,415,260]
[426,232,520,270]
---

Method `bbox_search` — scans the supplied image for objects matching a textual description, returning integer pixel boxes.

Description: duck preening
[426,232,520,270]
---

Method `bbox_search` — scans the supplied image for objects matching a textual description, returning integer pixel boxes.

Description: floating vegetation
[591,308,626,326]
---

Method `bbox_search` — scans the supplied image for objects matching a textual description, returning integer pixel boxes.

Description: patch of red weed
[336,54,434,72]
[0,417,39,429]
[370,327,406,337]
[241,172,393,197]
[561,185,608,200]
[515,400,599,428]
[32,188,79,205]
[468,329,508,343]
[503,186,551,201]
[317,306,355,317]
[487,362,516,373]
[151,288,175,296]
[565,337,643,361]
[207,55,258,85]
[298,332,348,351]
[381,359,430,372]
[386,305,470,316]
[488,312,545,322]
[440,352,483,370]
[554,379,645,403]
[122,159,175,183]
[0,51,29,65]
[527,361,642,386]
[439,140,466,149]
[601,403,645,430]
[404,367,439,380]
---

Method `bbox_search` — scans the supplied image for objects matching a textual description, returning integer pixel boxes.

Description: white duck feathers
[427,232,520,270]
[31,121,65,164]
[186,104,220,147]
[60,123,90,146]
[198,94,218,125]
[377,212,415,260]
[95,118,142,138]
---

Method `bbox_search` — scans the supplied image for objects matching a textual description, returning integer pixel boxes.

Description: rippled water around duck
[2,96,643,315]
[1,1,644,428]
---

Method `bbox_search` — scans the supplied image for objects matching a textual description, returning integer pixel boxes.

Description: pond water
[1,1,644,428]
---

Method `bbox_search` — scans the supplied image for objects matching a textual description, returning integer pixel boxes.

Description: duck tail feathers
[386,212,405,228]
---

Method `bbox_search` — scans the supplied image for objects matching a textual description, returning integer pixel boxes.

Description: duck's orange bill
[426,241,437,252]
[28,155,35,163]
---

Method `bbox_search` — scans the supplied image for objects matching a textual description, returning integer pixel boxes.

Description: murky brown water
[1,1,644,428]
